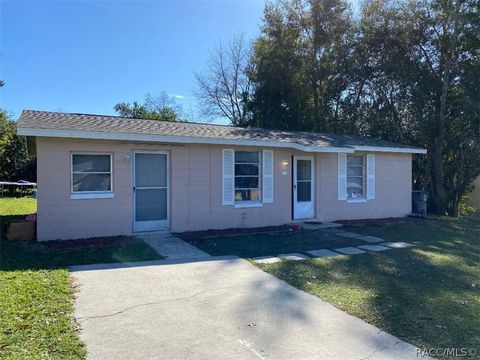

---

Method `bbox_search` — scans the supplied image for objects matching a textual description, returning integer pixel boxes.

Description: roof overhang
[17,128,427,154]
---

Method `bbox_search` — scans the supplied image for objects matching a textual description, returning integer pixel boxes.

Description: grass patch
[183,229,365,258]
[0,197,163,359]
[0,269,85,359]
[0,197,37,215]
[257,217,480,356]
[0,239,163,359]
[2,237,163,270]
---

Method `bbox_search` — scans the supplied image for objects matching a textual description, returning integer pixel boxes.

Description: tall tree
[195,34,252,126]
[249,0,355,131]
[249,1,311,130]
[114,92,184,121]
[356,0,480,215]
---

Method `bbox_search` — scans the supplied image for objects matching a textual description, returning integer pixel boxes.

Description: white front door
[293,156,314,220]
[133,152,169,232]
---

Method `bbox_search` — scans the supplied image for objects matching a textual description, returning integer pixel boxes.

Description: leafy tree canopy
[0,109,36,182]
[114,92,185,121]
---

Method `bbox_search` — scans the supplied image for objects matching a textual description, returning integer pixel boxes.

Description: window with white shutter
[234,151,261,202]
[223,149,274,207]
[347,155,365,199]
[338,153,376,202]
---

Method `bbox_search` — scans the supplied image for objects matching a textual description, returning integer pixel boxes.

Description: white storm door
[133,152,169,232]
[293,156,314,220]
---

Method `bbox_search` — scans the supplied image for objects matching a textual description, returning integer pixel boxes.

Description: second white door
[293,156,314,220]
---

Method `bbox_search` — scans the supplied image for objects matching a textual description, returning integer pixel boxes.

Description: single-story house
[17,110,427,241]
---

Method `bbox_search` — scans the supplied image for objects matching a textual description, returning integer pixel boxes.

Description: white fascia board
[17,128,355,153]
[353,146,427,154]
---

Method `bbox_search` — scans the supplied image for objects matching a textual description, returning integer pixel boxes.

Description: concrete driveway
[71,257,423,360]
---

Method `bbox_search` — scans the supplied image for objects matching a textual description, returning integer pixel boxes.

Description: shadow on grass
[0,237,164,271]
[183,229,366,258]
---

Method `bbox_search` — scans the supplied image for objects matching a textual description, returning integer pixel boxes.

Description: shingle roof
[17,110,426,153]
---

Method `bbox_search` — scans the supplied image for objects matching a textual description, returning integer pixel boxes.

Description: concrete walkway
[71,257,424,360]
[137,232,210,260]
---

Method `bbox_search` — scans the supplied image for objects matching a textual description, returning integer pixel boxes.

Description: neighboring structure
[467,177,480,213]
[17,110,426,241]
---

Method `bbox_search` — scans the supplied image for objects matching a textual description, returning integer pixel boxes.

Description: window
[296,159,312,202]
[347,155,365,199]
[234,151,261,202]
[71,154,112,193]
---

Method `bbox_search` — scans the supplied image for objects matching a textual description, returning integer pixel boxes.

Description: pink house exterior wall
[35,137,412,241]
[315,153,412,221]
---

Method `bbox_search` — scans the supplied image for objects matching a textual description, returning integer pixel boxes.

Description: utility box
[5,220,36,241]
[412,190,428,215]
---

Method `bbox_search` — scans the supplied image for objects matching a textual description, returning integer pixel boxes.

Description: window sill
[346,198,367,204]
[234,201,263,209]
[70,192,114,200]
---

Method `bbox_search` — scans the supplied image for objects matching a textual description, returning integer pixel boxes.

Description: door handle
[293,184,297,191]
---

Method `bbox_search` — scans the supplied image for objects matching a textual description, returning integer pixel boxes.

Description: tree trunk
[431,55,452,215]
[450,196,459,217]
[431,138,446,214]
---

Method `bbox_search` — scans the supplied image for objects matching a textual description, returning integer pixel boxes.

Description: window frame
[234,150,262,204]
[70,152,114,199]
[346,154,366,201]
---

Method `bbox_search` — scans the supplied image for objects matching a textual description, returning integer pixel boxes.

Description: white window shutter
[367,154,375,200]
[338,153,347,200]
[222,149,235,205]
[262,150,274,203]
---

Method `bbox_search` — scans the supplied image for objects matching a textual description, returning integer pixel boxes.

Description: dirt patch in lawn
[336,216,423,227]
[43,235,136,249]
[175,224,293,241]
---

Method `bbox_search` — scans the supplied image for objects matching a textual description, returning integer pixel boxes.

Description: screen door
[133,152,169,231]
[293,156,314,220]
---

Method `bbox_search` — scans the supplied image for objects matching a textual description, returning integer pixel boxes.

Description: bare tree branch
[195,34,252,126]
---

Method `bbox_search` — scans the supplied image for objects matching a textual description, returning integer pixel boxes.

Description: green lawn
[256,217,480,356]
[0,269,86,359]
[0,197,163,359]
[182,229,366,258]
[0,197,37,215]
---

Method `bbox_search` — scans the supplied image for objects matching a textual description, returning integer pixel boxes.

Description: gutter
[17,128,427,154]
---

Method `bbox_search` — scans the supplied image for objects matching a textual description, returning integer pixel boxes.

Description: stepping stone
[357,235,384,243]
[382,242,416,249]
[335,247,366,255]
[279,253,310,261]
[357,244,391,252]
[306,249,341,258]
[252,256,282,264]
[335,231,363,238]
